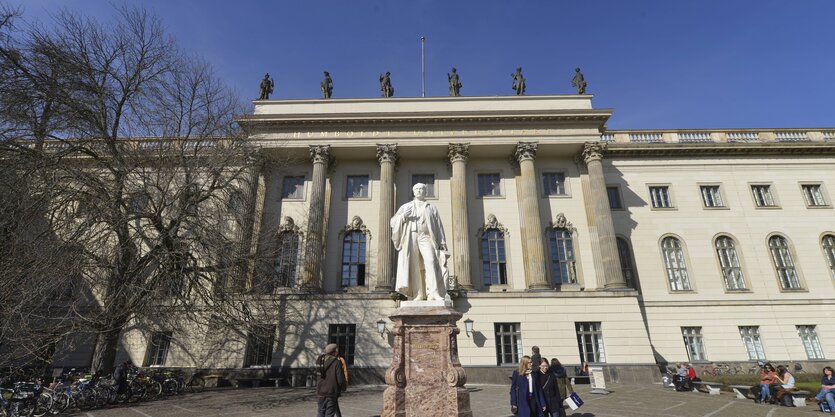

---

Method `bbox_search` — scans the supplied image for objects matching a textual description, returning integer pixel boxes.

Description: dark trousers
[317,397,339,417]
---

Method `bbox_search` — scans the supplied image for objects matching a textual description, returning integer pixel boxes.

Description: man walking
[531,346,541,371]
[317,343,347,417]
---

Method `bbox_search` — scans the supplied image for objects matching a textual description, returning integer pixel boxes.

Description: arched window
[616,237,636,288]
[822,234,835,279]
[661,236,691,291]
[715,236,746,290]
[768,235,801,289]
[275,232,301,287]
[548,229,575,284]
[479,214,507,286]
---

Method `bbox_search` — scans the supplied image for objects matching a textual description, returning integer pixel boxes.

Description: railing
[601,129,834,145]
[824,131,835,141]
[726,132,760,142]
[677,132,712,143]
[600,133,614,142]
[629,133,664,143]
[775,131,809,142]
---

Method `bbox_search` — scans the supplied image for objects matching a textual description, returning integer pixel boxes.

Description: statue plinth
[381,305,472,417]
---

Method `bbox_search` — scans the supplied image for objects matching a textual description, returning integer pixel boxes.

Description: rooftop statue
[448,67,462,97]
[321,71,333,99]
[572,67,587,95]
[511,67,526,96]
[258,73,274,100]
[391,183,449,301]
[379,71,394,98]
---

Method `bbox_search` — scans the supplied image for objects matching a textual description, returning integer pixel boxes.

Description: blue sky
[14,0,835,129]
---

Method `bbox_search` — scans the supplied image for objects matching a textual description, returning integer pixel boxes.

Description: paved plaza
[65,383,823,417]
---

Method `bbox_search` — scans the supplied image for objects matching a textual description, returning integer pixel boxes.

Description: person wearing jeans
[815,366,835,413]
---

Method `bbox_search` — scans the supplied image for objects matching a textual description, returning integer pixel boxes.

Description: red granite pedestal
[381,304,472,417]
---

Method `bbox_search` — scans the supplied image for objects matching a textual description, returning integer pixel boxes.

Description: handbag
[565,391,584,410]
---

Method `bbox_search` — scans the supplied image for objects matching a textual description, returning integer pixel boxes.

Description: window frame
[713,234,749,292]
[244,324,275,368]
[344,174,372,200]
[821,233,835,281]
[144,331,173,367]
[476,172,503,198]
[681,326,708,362]
[540,170,570,198]
[647,184,676,210]
[797,325,825,360]
[739,326,766,361]
[340,230,368,287]
[606,185,624,211]
[799,182,830,209]
[547,228,577,285]
[698,183,728,209]
[410,173,438,199]
[659,235,694,292]
[749,183,780,209]
[575,322,606,364]
[616,236,638,289]
[274,231,302,289]
[328,323,357,366]
[494,322,523,366]
[767,233,806,291]
[480,228,508,287]
[280,175,307,201]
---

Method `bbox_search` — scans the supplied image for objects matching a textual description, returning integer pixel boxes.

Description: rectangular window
[481,230,507,286]
[477,173,502,197]
[681,327,707,362]
[144,331,172,367]
[411,174,436,197]
[607,186,623,210]
[575,322,606,363]
[244,325,275,367]
[542,172,567,196]
[739,326,766,360]
[328,324,356,366]
[345,175,369,198]
[802,184,827,207]
[797,325,825,360]
[751,185,776,207]
[281,176,305,199]
[649,186,673,208]
[494,323,522,366]
[700,185,724,208]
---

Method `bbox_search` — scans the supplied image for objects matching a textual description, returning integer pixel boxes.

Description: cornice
[605,142,835,157]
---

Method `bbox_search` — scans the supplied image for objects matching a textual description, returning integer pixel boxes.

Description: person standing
[814,366,835,413]
[550,358,571,409]
[539,358,564,417]
[510,355,545,417]
[316,343,346,417]
[530,346,541,372]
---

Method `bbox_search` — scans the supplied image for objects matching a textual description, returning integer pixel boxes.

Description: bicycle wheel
[48,391,69,415]
[32,392,53,417]
[127,381,146,403]
[162,379,178,396]
[148,381,162,400]
[186,376,204,393]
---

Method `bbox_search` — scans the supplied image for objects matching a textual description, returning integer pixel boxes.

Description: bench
[729,384,753,399]
[788,390,810,407]
[266,377,290,388]
[692,381,722,395]
[570,376,590,385]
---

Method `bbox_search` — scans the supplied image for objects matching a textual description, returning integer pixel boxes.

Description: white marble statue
[390,183,449,301]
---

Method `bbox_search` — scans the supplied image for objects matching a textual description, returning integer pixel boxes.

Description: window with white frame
[244,325,275,367]
[607,186,623,209]
[576,322,606,363]
[274,232,301,288]
[542,172,567,196]
[477,173,502,197]
[661,237,691,291]
[681,327,707,362]
[649,186,673,208]
[144,331,172,366]
[548,229,576,284]
[616,237,637,288]
[739,326,766,360]
[802,184,827,207]
[481,229,507,285]
[494,323,522,366]
[700,185,724,208]
[281,176,305,199]
[751,185,777,207]
[345,175,369,198]
[768,235,802,289]
[341,231,367,287]
[822,234,835,279]
[797,325,825,359]
[411,174,435,197]
[715,236,746,290]
[328,324,356,366]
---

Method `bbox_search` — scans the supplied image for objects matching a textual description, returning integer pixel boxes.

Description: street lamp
[463,318,474,337]
[376,319,387,338]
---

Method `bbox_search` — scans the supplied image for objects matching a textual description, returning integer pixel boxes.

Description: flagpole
[420,36,426,97]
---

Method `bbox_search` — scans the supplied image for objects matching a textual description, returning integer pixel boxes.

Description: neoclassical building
[66,95,835,383]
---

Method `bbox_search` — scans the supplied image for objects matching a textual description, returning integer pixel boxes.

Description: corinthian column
[302,145,332,289]
[448,143,473,290]
[514,142,550,289]
[375,144,398,292]
[582,142,627,289]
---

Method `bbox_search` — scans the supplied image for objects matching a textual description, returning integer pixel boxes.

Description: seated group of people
[672,363,699,392]
[752,362,797,406]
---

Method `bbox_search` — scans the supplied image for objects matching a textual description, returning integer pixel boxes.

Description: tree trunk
[90,323,125,374]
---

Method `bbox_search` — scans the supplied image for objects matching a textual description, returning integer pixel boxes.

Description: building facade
[62,95,835,383]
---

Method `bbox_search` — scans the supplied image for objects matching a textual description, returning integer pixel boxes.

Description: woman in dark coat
[538,358,565,417]
[550,358,571,407]
[510,355,546,417]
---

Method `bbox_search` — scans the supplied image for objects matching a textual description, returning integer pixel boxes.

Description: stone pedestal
[381,306,472,417]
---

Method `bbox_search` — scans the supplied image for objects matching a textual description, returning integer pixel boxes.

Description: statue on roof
[511,67,526,96]
[572,67,587,95]
[258,73,274,100]
[448,67,462,97]
[321,71,333,99]
[380,71,394,98]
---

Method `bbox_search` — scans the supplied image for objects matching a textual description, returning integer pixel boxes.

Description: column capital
[448,143,470,163]
[514,141,538,163]
[581,141,607,163]
[309,145,332,165]
[376,143,399,165]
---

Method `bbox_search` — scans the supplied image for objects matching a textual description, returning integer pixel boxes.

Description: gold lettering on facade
[411,343,440,350]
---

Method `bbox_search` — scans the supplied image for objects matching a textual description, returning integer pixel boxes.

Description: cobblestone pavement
[66,383,822,417]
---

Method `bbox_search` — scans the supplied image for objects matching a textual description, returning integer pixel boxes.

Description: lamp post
[463,318,474,337]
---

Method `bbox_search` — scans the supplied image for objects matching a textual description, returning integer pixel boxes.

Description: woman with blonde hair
[510,355,545,416]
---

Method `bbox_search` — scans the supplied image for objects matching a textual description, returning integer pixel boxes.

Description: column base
[604,282,629,290]
[527,283,552,290]
[381,306,472,417]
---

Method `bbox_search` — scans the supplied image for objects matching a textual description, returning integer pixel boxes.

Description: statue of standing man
[321,71,333,99]
[391,183,449,301]
[448,67,462,97]
[379,71,394,98]
[258,73,274,100]
[572,67,588,95]
[511,67,526,96]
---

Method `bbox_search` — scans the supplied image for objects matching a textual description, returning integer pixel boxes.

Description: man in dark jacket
[113,360,131,396]
[317,343,346,417]
[530,346,541,373]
